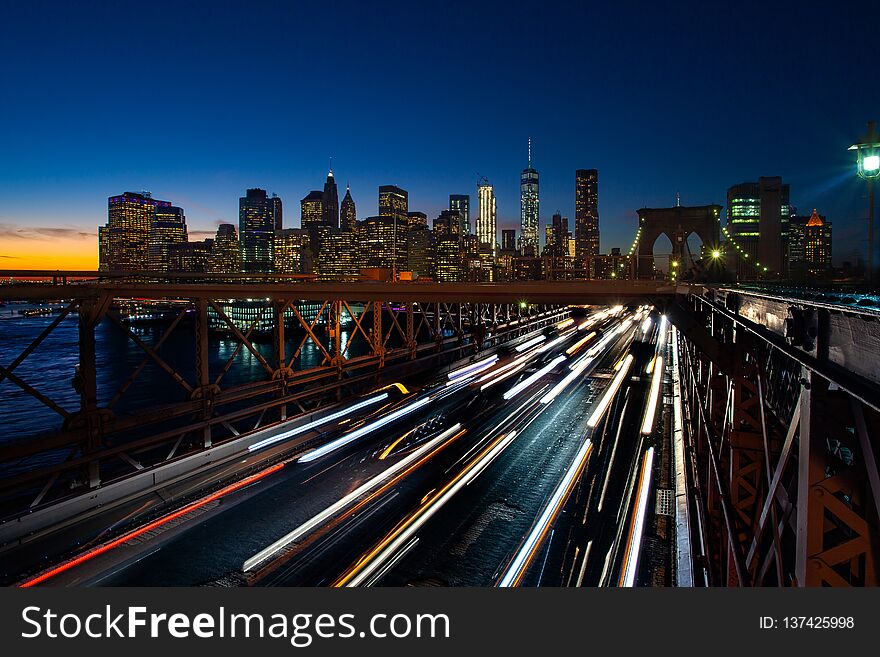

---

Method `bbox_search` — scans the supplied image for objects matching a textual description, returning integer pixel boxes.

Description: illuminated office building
[726,178,791,278]
[100,191,171,271]
[340,185,357,232]
[789,209,832,279]
[359,215,395,269]
[239,188,275,273]
[449,194,470,236]
[271,193,283,231]
[520,140,539,255]
[575,169,599,259]
[322,168,339,228]
[274,228,309,275]
[407,224,435,279]
[316,227,357,281]
[169,239,213,273]
[378,186,409,271]
[148,205,188,272]
[407,211,428,230]
[435,235,462,282]
[477,180,496,253]
[210,223,240,274]
[434,209,461,238]
[300,190,324,229]
[501,229,516,253]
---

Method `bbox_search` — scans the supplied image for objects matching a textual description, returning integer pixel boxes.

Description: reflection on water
[0,313,367,444]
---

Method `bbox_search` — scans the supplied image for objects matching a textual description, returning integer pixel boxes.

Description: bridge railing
[670,288,880,586]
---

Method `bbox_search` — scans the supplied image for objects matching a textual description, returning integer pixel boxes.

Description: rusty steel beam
[0,278,684,305]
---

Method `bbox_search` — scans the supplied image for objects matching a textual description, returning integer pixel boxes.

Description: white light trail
[586,353,634,428]
[243,424,463,572]
[503,355,567,400]
[621,447,655,587]
[447,355,498,381]
[516,335,546,352]
[541,355,594,404]
[498,438,594,587]
[339,434,515,587]
[297,397,431,463]
[248,393,389,453]
[640,356,664,435]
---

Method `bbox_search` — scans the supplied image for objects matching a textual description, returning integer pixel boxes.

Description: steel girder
[672,292,880,586]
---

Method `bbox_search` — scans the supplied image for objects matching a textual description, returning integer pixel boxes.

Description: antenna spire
[328,156,333,177]
[528,137,532,167]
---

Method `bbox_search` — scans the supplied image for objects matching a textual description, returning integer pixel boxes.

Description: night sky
[1,0,878,268]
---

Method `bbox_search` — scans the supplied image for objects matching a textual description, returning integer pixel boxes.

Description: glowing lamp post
[849,121,880,284]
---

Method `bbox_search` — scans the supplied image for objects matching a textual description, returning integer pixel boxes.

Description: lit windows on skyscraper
[477,179,496,254]
[575,169,599,260]
[239,188,275,274]
[101,191,171,272]
[148,205,187,272]
[520,140,539,255]
[449,194,470,236]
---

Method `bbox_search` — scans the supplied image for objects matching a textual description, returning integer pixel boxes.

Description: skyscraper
[210,223,240,274]
[379,185,409,273]
[340,184,357,232]
[148,205,187,272]
[322,168,339,228]
[449,194,470,236]
[803,209,832,277]
[239,188,275,273]
[501,229,516,253]
[477,179,496,253]
[100,191,171,271]
[271,193,283,231]
[274,228,310,275]
[727,178,791,279]
[520,139,539,255]
[575,169,599,259]
[300,191,324,229]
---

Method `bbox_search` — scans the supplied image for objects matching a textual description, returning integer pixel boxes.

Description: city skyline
[1,1,877,269]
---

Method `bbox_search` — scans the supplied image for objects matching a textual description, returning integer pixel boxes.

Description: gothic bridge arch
[636,205,722,279]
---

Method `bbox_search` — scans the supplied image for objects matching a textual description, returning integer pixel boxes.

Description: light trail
[619,447,655,587]
[586,353,634,428]
[248,393,390,452]
[334,433,516,587]
[640,355,664,435]
[497,438,594,587]
[243,424,465,573]
[297,397,431,463]
[566,331,596,356]
[19,462,286,588]
[447,355,498,381]
[515,335,546,352]
[503,355,567,400]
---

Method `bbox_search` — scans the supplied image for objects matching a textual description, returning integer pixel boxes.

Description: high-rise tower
[477,179,497,253]
[322,165,339,228]
[340,184,356,232]
[520,138,539,256]
[449,194,470,236]
[575,169,599,259]
[239,188,275,273]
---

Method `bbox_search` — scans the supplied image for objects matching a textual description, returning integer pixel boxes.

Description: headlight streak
[447,355,499,381]
[297,397,431,463]
[243,424,464,573]
[619,447,655,587]
[640,356,664,435]
[541,355,594,404]
[515,335,546,352]
[334,433,516,587]
[503,355,567,401]
[586,353,634,428]
[497,439,594,587]
[658,315,668,348]
[641,316,652,334]
[248,393,390,453]
[566,331,596,356]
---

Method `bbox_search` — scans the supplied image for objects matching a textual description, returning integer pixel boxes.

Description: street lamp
[849,120,880,284]
[710,249,722,259]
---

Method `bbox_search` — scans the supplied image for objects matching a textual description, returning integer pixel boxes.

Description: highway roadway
[10,305,670,587]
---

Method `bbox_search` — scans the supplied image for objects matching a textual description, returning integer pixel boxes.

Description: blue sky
[1,0,877,266]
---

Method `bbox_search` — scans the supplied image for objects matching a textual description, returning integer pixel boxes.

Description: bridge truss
[0,279,580,513]
[670,290,880,586]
